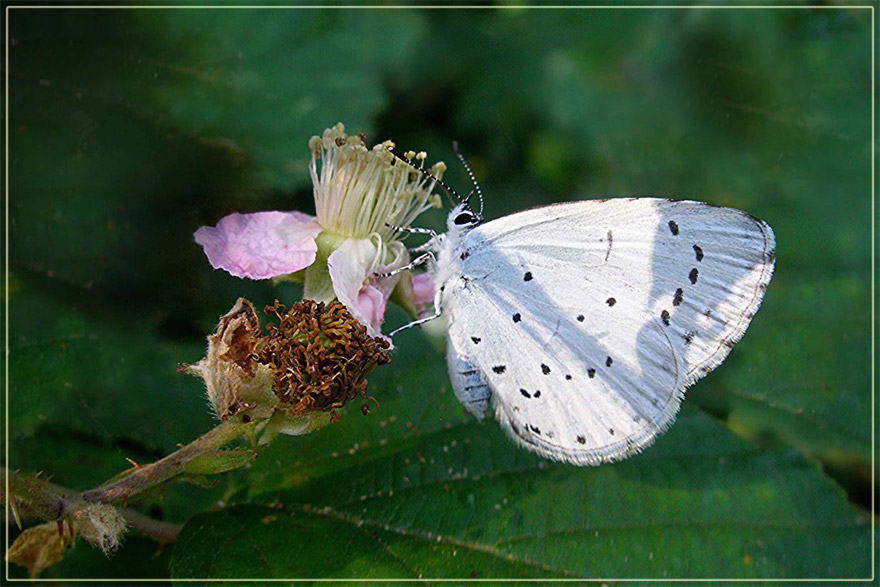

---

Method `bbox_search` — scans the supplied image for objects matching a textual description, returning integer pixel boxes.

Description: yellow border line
[2,4,879,7]
[4,4,8,586]
[3,2,876,584]
[871,3,876,585]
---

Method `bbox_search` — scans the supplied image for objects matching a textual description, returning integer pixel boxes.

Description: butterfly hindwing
[443,198,775,465]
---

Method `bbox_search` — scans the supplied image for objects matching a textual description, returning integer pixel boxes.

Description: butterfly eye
[454,212,476,226]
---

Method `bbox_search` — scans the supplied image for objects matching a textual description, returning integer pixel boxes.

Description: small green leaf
[184,450,258,476]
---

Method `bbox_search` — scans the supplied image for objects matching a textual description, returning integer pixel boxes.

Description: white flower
[194,123,444,338]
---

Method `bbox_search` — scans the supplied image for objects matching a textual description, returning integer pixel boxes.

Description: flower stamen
[309,123,444,242]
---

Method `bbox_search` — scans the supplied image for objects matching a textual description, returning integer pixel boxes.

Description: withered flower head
[258,300,391,421]
[185,298,390,425]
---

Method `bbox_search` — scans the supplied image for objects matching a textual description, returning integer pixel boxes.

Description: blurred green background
[5,5,874,581]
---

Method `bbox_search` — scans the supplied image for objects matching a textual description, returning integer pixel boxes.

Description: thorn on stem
[9,500,23,530]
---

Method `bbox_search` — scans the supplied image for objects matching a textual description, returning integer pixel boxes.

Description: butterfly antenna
[388,146,464,206]
[452,141,484,216]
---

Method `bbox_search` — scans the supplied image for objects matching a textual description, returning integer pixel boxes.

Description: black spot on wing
[668,220,679,235]
[512,313,522,323]
[608,428,615,436]
[523,271,533,282]
[534,390,542,398]
[606,297,616,306]
[460,251,469,261]
[576,314,585,322]
[471,337,481,344]
[587,368,596,378]
[529,424,541,435]
[576,435,586,445]
[565,374,572,380]
[661,309,670,326]
[492,365,506,374]
[673,288,683,307]
[541,364,551,375]
[520,389,531,398]
[693,244,704,262]
[606,356,613,367]
[689,268,699,284]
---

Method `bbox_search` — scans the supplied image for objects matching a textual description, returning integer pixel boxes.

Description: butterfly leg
[388,311,442,337]
[385,223,439,254]
[389,284,444,337]
[385,223,438,239]
[374,251,436,278]
[409,240,438,254]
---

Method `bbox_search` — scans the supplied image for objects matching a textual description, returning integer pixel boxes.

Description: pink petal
[327,238,390,340]
[353,285,387,334]
[411,273,435,308]
[194,211,321,279]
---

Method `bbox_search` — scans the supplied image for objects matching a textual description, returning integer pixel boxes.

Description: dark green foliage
[6,6,872,580]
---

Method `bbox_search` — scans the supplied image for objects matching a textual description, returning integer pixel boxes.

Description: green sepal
[389,271,419,320]
[303,230,354,303]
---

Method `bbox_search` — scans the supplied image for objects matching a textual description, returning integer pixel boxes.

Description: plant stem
[4,470,75,521]
[120,509,183,543]
[4,415,258,550]
[4,470,184,543]
[79,415,255,506]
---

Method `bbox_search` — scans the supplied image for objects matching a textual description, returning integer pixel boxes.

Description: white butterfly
[384,145,775,466]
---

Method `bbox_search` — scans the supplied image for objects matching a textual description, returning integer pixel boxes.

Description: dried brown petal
[6,522,68,578]
[184,298,266,420]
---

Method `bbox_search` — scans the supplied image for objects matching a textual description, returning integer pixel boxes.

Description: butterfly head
[448,202,483,233]
[388,141,485,231]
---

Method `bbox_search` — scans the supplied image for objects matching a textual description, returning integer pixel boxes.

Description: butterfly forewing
[444,198,775,465]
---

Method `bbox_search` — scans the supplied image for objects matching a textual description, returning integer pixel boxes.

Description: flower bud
[70,504,127,555]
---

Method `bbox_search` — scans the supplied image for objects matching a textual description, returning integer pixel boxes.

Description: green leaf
[696,273,872,464]
[169,334,871,579]
[172,505,556,581]
[7,273,214,455]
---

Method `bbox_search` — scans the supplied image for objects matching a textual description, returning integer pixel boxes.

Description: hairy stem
[79,415,256,506]
[4,470,75,522]
[4,415,258,550]
[4,470,183,544]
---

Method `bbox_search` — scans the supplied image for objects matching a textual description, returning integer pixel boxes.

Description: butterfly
[384,144,775,465]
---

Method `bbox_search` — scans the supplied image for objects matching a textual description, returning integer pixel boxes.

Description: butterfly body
[416,197,774,466]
